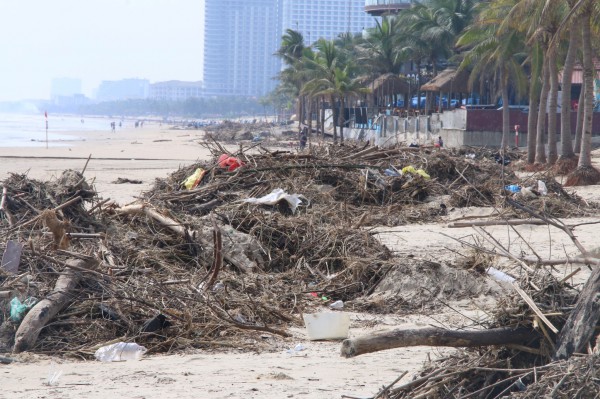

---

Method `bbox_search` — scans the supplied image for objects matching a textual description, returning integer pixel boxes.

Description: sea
[0,113,114,147]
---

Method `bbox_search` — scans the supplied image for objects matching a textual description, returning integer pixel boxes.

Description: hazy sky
[0,0,204,101]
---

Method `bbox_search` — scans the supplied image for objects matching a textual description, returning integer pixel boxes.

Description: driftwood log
[554,265,600,360]
[341,327,539,358]
[13,258,99,353]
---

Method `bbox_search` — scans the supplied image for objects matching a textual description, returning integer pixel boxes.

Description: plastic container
[302,312,350,340]
[94,342,147,362]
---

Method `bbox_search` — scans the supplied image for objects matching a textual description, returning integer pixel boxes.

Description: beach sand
[0,122,210,205]
[2,125,600,398]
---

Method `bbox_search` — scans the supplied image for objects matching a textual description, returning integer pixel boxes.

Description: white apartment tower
[202,0,377,98]
[203,0,281,97]
[282,0,376,43]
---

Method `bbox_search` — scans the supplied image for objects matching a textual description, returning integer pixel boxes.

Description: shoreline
[0,123,210,205]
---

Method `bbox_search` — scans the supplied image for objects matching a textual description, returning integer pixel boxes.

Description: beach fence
[343,111,434,147]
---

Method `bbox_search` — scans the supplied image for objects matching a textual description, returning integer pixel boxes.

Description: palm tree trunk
[535,57,549,164]
[307,98,313,146]
[527,75,540,164]
[577,13,594,168]
[315,97,321,139]
[559,15,580,160]
[331,95,338,144]
[547,56,559,164]
[320,96,326,140]
[501,80,510,149]
[339,96,345,144]
[574,80,585,152]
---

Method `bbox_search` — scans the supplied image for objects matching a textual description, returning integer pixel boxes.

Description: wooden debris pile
[0,143,597,360]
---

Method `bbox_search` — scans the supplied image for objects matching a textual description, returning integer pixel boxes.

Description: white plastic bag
[242,188,308,214]
[537,180,548,196]
[94,342,147,362]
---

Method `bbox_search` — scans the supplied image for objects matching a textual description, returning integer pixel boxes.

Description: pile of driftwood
[0,141,599,391]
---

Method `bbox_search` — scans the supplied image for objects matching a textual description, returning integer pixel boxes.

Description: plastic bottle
[329,300,344,309]
[94,342,147,362]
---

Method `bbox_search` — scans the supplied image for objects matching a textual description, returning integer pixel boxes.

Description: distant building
[202,0,379,98]
[203,0,281,97]
[96,78,149,102]
[364,0,413,16]
[282,0,377,43]
[51,78,82,99]
[149,81,203,101]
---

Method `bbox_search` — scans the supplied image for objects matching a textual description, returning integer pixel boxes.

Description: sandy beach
[2,123,600,398]
[0,122,211,205]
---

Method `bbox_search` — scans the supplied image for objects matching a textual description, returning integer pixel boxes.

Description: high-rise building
[96,79,149,102]
[203,0,281,97]
[202,0,379,98]
[282,0,377,43]
[149,81,203,101]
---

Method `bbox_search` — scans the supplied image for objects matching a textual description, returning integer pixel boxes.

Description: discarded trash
[218,154,244,172]
[94,342,147,362]
[329,300,344,309]
[213,281,225,292]
[46,362,62,386]
[242,188,308,214]
[487,267,515,283]
[465,153,476,159]
[303,312,350,340]
[504,184,521,193]
[494,154,511,165]
[9,297,37,322]
[384,168,401,177]
[401,166,430,180]
[286,343,306,355]
[141,314,171,333]
[183,168,206,190]
[537,180,548,196]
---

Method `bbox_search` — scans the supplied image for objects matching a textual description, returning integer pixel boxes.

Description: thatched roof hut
[368,73,410,107]
[420,68,470,93]
[371,73,410,96]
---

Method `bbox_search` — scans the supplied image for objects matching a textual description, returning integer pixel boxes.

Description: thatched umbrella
[370,73,409,108]
[420,68,470,111]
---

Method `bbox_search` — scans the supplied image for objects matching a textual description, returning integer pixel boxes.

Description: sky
[0,0,204,101]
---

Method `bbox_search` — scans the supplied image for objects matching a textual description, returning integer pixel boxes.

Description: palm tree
[565,4,600,185]
[457,0,527,149]
[276,29,307,132]
[303,39,343,143]
[556,10,582,172]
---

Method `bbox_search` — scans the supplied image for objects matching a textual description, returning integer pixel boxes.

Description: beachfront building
[282,0,377,43]
[203,0,281,98]
[96,79,150,102]
[364,0,413,16]
[149,81,203,101]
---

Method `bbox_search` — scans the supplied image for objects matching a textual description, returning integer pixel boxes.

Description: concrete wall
[344,108,598,148]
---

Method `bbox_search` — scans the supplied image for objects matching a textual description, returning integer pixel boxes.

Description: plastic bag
[94,342,147,362]
[183,168,206,190]
[401,165,430,180]
[218,154,244,172]
[242,188,308,214]
[537,180,548,196]
[10,297,37,322]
